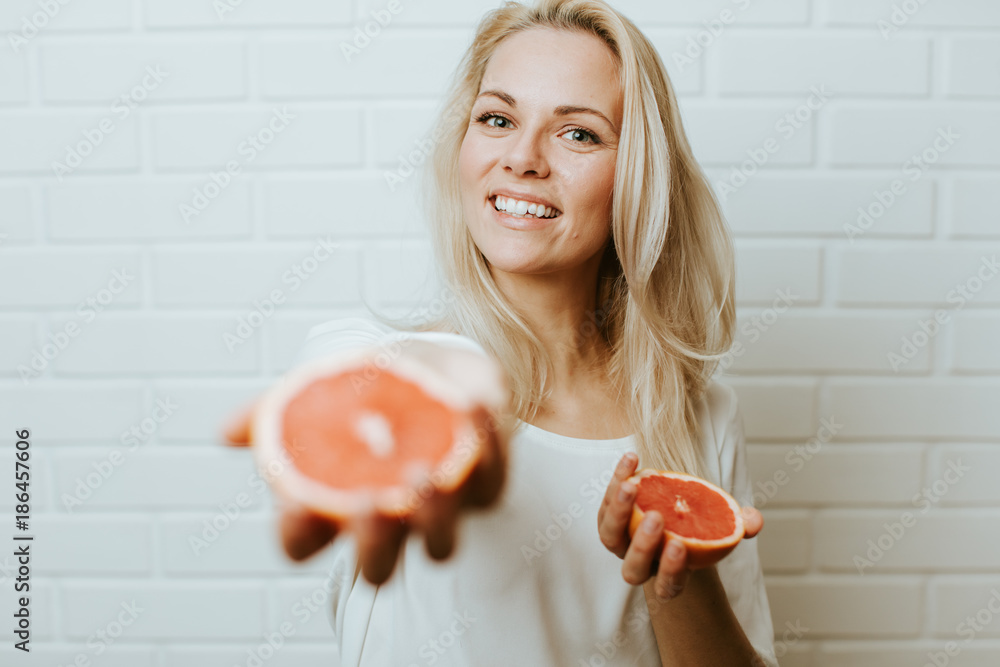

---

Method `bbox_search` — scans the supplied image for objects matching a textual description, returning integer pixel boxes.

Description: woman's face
[458,27,622,278]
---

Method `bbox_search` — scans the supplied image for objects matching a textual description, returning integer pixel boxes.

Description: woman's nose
[500,128,550,178]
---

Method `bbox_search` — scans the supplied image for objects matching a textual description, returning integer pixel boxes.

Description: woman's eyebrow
[554,105,618,133]
[476,90,618,133]
[477,89,517,106]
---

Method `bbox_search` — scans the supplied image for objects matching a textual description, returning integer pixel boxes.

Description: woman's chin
[481,253,549,277]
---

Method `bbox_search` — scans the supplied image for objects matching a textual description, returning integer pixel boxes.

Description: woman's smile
[458,26,621,273]
[490,193,562,220]
[487,190,563,231]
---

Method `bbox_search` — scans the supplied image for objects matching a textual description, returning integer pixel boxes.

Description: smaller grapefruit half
[626,469,745,568]
[251,347,482,522]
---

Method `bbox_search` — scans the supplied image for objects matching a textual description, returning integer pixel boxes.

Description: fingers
[597,452,638,558]
[650,538,689,600]
[353,510,409,585]
[279,501,339,561]
[742,506,764,539]
[410,472,462,560]
[620,510,663,585]
[222,399,258,447]
[462,405,509,509]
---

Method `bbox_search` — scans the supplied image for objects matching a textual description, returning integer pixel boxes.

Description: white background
[1,0,999,665]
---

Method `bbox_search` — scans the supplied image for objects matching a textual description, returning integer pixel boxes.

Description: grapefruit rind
[252,346,482,522]
[626,469,745,568]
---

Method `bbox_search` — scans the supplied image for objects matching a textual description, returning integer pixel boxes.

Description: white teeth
[493,196,558,219]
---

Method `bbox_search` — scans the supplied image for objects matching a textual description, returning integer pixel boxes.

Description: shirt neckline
[514,420,635,450]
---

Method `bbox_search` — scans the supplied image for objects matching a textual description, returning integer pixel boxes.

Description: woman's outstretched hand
[596,453,763,600]
[221,341,512,585]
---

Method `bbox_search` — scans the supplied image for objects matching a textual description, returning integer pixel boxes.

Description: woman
[225,0,776,664]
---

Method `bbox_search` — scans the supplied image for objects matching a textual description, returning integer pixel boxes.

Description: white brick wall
[0,0,997,663]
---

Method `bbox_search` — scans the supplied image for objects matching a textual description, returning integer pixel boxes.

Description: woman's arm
[598,453,769,666]
[642,565,763,666]
[221,317,512,583]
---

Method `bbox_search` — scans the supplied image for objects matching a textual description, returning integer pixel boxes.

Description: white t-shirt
[293,317,778,667]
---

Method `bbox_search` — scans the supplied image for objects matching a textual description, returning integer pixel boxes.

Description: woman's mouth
[491,195,561,219]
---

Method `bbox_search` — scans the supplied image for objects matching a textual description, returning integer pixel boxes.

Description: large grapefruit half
[626,469,746,568]
[251,346,483,521]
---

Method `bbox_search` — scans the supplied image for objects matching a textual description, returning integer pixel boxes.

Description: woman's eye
[563,128,598,144]
[484,115,511,128]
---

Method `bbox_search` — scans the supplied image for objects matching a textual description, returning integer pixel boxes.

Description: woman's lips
[489,199,557,230]
[489,193,562,219]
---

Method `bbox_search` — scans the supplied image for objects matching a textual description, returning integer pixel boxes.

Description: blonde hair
[369,0,735,476]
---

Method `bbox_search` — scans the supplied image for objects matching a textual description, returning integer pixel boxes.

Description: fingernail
[667,539,683,560]
[642,514,661,534]
[617,482,635,503]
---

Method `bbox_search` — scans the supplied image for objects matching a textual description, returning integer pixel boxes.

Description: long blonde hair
[369,0,735,476]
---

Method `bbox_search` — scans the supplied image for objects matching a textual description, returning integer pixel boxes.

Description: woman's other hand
[221,340,512,585]
[596,453,763,599]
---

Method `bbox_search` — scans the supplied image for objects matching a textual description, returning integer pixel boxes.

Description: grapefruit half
[626,469,745,568]
[251,346,482,522]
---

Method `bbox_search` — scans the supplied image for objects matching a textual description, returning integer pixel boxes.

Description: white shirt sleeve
[293,316,396,366]
[293,316,489,368]
[711,382,779,667]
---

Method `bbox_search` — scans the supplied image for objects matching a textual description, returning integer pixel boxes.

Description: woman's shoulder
[699,380,741,432]
[694,379,746,491]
